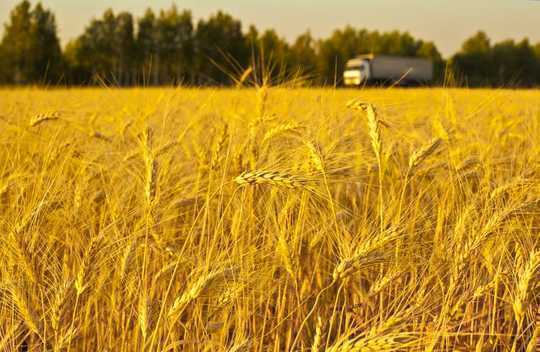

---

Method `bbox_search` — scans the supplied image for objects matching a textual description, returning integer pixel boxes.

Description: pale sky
[1,0,539,58]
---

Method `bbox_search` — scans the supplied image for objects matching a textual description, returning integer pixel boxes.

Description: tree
[244,25,259,48]
[114,12,136,85]
[534,42,540,83]
[154,6,194,84]
[255,29,292,81]
[136,8,158,84]
[462,31,491,54]
[290,31,317,76]
[451,31,493,86]
[66,9,135,85]
[65,10,117,83]
[451,32,539,87]
[3,0,537,87]
[64,38,89,84]
[0,43,7,83]
[374,31,419,56]
[417,41,442,61]
[0,1,63,84]
[195,11,248,85]
[512,39,538,87]
[316,26,362,85]
[1,0,33,84]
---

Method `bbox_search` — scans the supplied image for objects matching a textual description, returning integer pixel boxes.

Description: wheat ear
[332,228,401,282]
[513,250,540,323]
[262,122,303,144]
[408,138,442,174]
[29,112,60,127]
[327,333,417,352]
[312,316,323,352]
[10,285,41,335]
[234,170,308,189]
[349,101,384,230]
[168,270,222,319]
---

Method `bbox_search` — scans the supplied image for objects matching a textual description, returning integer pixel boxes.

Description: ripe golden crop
[0,88,538,351]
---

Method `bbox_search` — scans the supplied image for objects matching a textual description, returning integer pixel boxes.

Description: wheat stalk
[29,112,60,127]
[210,123,229,169]
[513,250,540,323]
[216,281,245,308]
[408,138,442,174]
[54,326,78,351]
[118,240,135,283]
[312,316,323,352]
[262,122,303,144]
[366,105,382,163]
[304,140,325,173]
[168,270,222,319]
[489,177,528,202]
[368,268,404,296]
[0,322,22,351]
[74,234,103,296]
[140,127,158,205]
[6,232,38,284]
[348,101,383,161]
[89,130,112,142]
[236,66,253,87]
[50,279,72,332]
[121,119,134,138]
[138,293,150,342]
[349,100,384,230]
[155,141,179,157]
[145,157,158,205]
[234,170,308,189]
[327,332,418,352]
[333,228,401,282]
[256,86,268,118]
[397,137,442,218]
[276,234,295,277]
[9,284,41,335]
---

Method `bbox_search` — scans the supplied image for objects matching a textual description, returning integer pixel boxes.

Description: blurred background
[0,0,539,86]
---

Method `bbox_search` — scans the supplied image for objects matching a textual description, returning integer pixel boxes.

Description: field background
[0,88,539,351]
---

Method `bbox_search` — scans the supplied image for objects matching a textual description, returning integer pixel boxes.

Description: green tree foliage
[64,9,135,85]
[289,31,318,80]
[258,30,291,66]
[316,26,361,85]
[249,29,295,83]
[0,44,7,83]
[1,1,540,87]
[195,11,248,85]
[0,1,63,84]
[451,31,493,86]
[136,6,194,85]
[491,39,538,86]
[136,8,157,84]
[452,31,540,87]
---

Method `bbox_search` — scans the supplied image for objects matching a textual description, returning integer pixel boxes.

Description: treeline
[452,31,540,86]
[1,1,540,86]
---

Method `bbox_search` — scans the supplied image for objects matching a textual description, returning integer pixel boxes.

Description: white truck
[343,54,433,86]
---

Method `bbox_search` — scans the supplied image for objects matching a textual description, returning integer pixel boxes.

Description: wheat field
[0,87,539,351]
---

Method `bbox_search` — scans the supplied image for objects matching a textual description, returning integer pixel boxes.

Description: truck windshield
[347,65,364,71]
[347,64,366,71]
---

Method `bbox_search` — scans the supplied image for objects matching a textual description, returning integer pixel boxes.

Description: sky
[1,0,539,58]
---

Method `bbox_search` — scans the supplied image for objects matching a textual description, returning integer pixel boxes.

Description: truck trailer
[343,54,433,86]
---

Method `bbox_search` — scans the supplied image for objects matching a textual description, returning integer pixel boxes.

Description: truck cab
[343,58,370,86]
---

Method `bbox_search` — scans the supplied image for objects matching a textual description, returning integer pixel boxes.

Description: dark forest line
[1,1,540,87]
